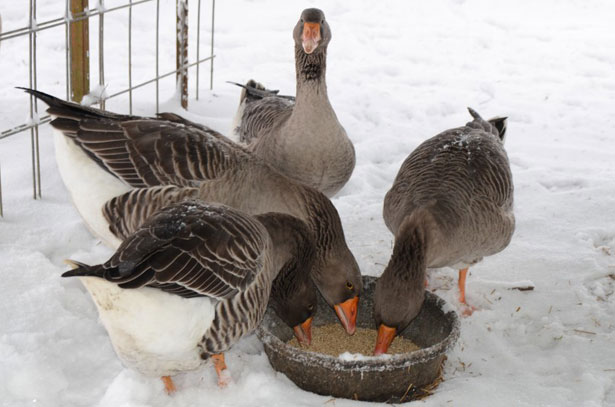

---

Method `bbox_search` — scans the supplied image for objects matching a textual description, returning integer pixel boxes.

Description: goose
[232,8,355,197]
[373,108,514,355]
[62,201,317,391]
[20,88,362,335]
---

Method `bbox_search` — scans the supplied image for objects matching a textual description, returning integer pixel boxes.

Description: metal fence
[0,0,216,217]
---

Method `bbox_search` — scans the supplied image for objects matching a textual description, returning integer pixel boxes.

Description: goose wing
[237,96,294,144]
[21,88,243,188]
[72,201,268,299]
[103,185,201,241]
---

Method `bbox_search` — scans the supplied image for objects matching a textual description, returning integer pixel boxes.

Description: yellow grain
[287,323,420,356]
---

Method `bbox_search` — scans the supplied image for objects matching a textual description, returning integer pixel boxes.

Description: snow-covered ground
[1,0,615,406]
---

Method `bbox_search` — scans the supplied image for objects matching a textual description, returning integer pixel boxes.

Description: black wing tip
[61,259,97,278]
[228,80,285,102]
[227,80,246,89]
[17,87,64,107]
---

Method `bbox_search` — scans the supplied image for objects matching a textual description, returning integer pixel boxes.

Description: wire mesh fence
[0,0,216,216]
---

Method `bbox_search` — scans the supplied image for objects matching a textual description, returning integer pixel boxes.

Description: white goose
[63,200,317,391]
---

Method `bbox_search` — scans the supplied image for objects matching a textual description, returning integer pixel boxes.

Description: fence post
[177,0,188,109]
[70,0,89,102]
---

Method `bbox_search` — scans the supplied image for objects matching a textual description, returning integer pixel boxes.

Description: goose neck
[255,212,314,276]
[383,216,429,291]
[294,45,328,100]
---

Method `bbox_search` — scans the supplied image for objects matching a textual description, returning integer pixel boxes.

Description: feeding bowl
[257,276,460,402]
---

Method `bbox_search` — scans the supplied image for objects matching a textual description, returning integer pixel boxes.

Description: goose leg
[458,268,476,316]
[212,353,231,387]
[161,376,176,394]
[458,268,469,304]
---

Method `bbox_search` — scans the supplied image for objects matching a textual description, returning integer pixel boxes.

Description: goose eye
[321,19,324,24]
[346,282,353,290]
[307,304,314,311]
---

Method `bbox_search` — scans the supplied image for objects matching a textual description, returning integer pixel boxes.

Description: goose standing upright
[21,88,362,336]
[233,8,355,197]
[373,108,514,355]
[62,201,318,391]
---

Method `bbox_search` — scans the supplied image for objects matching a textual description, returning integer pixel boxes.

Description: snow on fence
[0,0,216,217]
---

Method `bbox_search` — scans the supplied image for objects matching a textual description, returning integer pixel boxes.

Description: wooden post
[70,0,89,103]
[176,0,188,109]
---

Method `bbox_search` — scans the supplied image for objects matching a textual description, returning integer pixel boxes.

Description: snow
[1,0,615,406]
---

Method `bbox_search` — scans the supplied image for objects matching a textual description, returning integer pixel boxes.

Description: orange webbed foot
[161,376,176,395]
[212,353,231,388]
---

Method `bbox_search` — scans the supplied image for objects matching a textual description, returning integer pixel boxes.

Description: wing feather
[26,89,246,188]
[99,201,267,299]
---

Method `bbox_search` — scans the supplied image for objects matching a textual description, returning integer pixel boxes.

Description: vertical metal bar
[28,0,37,199]
[69,0,90,103]
[196,0,201,100]
[155,0,160,113]
[33,0,41,198]
[176,0,188,109]
[99,0,105,110]
[128,0,133,114]
[209,0,215,90]
[65,0,71,100]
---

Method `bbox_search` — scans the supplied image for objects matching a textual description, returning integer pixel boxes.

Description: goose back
[384,109,514,268]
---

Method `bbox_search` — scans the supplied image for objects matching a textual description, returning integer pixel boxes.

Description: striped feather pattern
[64,200,280,362]
[22,88,362,312]
[97,201,267,299]
[384,108,515,267]
[238,96,293,144]
[21,88,245,189]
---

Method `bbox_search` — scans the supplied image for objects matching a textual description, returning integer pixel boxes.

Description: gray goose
[62,200,316,390]
[373,108,514,355]
[21,88,362,336]
[232,8,355,197]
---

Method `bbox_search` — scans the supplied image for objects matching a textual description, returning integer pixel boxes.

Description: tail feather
[17,87,127,121]
[62,259,104,278]
[228,81,295,103]
[488,116,508,143]
[467,107,508,143]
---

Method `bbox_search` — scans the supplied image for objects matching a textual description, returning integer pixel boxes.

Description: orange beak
[373,324,397,355]
[302,22,321,54]
[292,316,313,346]
[334,296,358,335]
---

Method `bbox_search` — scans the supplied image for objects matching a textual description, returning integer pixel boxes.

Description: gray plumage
[375,108,515,332]
[64,201,273,357]
[232,8,355,197]
[21,87,362,315]
[64,201,317,358]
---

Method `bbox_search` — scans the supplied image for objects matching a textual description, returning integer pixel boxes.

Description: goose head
[256,212,319,346]
[272,272,318,346]
[312,250,362,336]
[293,8,331,55]
[373,216,427,355]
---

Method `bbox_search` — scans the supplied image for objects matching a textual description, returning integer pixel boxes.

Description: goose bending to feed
[232,8,355,197]
[21,88,362,335]
[62,201,317,390]
[373,108,514,355]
